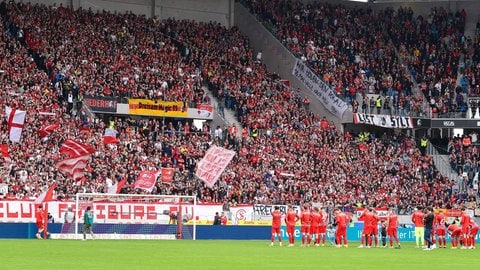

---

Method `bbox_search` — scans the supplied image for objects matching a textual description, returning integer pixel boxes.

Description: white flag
[195,145,236,188]
[5,106,26,143]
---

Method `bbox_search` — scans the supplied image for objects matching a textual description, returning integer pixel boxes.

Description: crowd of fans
[0,1,477,214]
[242,0,471,118]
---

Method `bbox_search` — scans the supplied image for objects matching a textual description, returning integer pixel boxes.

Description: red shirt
[301,210,312,226]
[434,212,446,230]
[285,209,298,226]
[320,211,329,227]
[271,210,282,228]
[221,215,227,226]
[369,213,379,228]
[336,212,349,227]
[35,208,45,224]
[363,211,375,228]
[387,214,398,229]
[470,221,479,231]
[311,211,322,227]
[358,210,368,222]
[447,224,461,236]
[460,212,471,228]
[411,210,425,227]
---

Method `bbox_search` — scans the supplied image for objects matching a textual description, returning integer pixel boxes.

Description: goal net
[54,193,197,240]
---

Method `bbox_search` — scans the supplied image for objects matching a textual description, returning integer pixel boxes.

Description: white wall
[12,0,234,26]
[155,0,233,26]
[76,0,152,17]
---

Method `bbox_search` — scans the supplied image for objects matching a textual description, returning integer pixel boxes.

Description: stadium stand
[0,1,478,214]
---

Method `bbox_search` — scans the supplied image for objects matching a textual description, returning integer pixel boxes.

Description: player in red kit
[270,206,283,246]
[468,220,478,249]
[220,212,228,226]
[309,207,322,246]
[460,207,471,249]
[357,207,372,248]
[434,211,447,248]
[411,207,425,248]
[35,205,47,239]
[284,204,299,247]
[387,208,400,248]
[318,207,329,246]
[334,208,349,248]
[300,204,312,247]
[447,223,462,249]
[370,209,380,247]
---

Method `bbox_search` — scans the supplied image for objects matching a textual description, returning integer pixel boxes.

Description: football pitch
[1,240,478,270]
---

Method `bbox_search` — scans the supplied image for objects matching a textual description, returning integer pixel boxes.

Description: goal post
[53,193,197,240]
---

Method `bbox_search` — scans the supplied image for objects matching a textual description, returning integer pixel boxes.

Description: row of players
[270,205,478,249]
[411,206,477,250]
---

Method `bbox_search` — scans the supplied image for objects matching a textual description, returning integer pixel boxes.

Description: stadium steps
[203,86,243,137]
[234,2,344,127]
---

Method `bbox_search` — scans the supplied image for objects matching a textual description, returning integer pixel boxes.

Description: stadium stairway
[204,85,243,138]
[234,2,350,128]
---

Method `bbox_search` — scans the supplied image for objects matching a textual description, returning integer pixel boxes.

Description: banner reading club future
[128,99,188,117]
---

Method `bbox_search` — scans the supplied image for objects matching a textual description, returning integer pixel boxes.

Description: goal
[59,193,196,240]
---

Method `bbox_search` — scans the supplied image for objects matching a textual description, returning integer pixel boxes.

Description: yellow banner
[128,99,188,117]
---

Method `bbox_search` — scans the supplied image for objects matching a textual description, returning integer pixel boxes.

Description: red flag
[134,171,160,192]
[107,178,127,194]
[33,182,57,205]
[37,122,60,138]
[103,128,119,145]
[103,136,119,145]
[55,155,90,181]
[0,144,9,159]
[161,168,175,184]
[60,139,95,158]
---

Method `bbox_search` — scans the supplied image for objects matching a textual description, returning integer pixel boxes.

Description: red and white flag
[55,155,90,181]
[161,167,175,184]
[195,145,236,188]
[60,139,95,158]
[33,182,57,205]
[134,170,160,192]
[107,178,127,194]
[38,122,60,138]
[5,106,26,143]
[103,128,119,145]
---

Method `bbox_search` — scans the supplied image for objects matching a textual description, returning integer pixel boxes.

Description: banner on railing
[353,113,414,129]
[83,95,118,113]
[128,99,188,117]
[292,59,348,119]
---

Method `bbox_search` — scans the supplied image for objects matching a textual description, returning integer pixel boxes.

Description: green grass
[0,240,478,270]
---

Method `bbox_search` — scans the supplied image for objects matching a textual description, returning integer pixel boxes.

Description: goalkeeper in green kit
[83,206,95,240]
